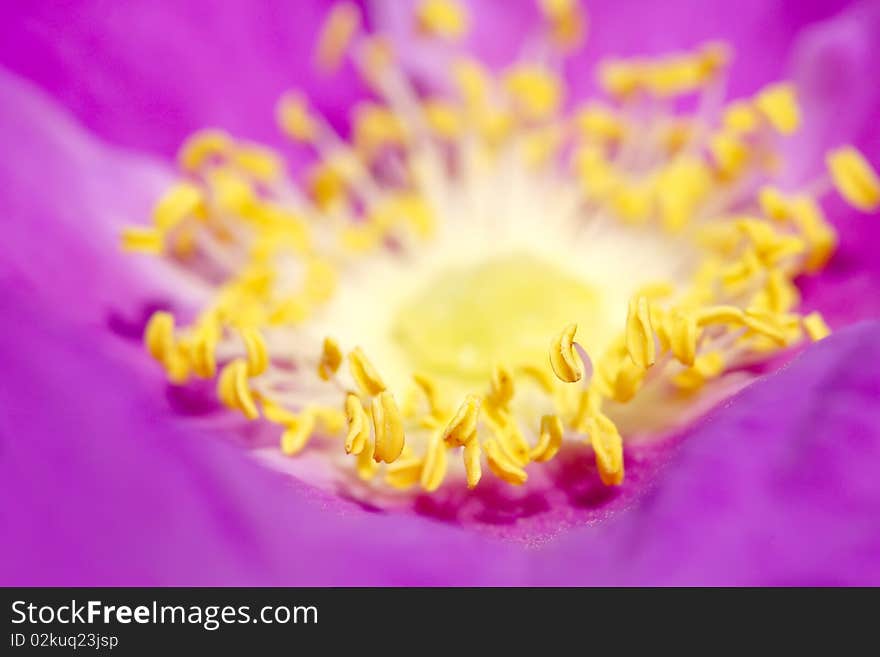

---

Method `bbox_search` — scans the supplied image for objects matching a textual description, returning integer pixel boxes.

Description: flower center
[120,0,879,500]
[392,253,601,384]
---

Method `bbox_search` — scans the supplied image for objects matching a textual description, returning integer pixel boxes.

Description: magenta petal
[786,0,880,324]
[531,321,880,585]
[0,291,526,586]
[0,0,371,158]
[3,278,879,584]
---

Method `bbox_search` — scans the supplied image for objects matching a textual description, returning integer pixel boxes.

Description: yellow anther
[356,437,379,480]
[353,103,408,154]
[673,351,726,391]
[344,393,370,455]
[626,296,655,369]
[531,414,564,462]
[598,60,642,98]
[206,167,256,216]
[697,41,731,79]
[549,323,583,383]
[483,439,528,486]
[217,359,259,420]
[239,328,269,376]
[669,311,698,366]
[423,99,461,139]
[385,457,423,490]
[760,269,800,314]
[121,227,164,254]
[420,431,448,492]
[316,2,361,73]
[318,337,343,381]
[144,311,175,363]
[452,58,490,109]
[723,100,759,135]
[755,83,800,135]
[759,186,791,222]
[371,391,406,463]
[803,311,831,342]
[487,365,515,409]
[232,145,283,183]
[163,345,191,385]
[178,129,232,172]
[722,250,762,290]
[358,35,395,84]
[709,131,749,180]
[585,413,623,485]
[490,413,531,466]
[152,183,204,231]
[574,103,625,144]
[463,438,482,489]
[743,309,786,345]
[190,321,219,378]
[348,347,387,396]
[826,146,880,212]
[277,92,317,142]
[695,305,745,327]
[611,358,645,403]
[307,160,347,210]
[261,397,298,426]
[443,394,481,447]
[416,0,469,40]
[281,411,316,456]
[539,0,587,52]
[503,65,562,120]
[790,196,837,272]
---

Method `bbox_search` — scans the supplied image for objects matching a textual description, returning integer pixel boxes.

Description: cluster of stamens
[122,0,880,495]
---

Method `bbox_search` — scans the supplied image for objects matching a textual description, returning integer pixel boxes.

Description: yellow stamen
[487,365,515,409]
[755,83,800,135]
[318,337,343,381]
[803,311,831,341]
[217,359,259,420]
[144,311,175,363]
[503,65,562,120]
[585,413,623,485]
[549,323,583,383]
[316,2,361,73]
[152,183,204,231]
[463,438,482,489]
[442,394,481,447]
[420,431,448,492]
[178,129,232,172]
[625,296,655,369]
[240,327,269,376]
[277,93,317,143]
[483,439,528,486]
[531,414,564,462]
[371,391,406,463]
[827,146,880,212]
[539,0,587,52]
[344,393,370,455]
[416,0,469,40]
[281,411,316,456]
[668,311,698,366]
[349,347,387,397]
[121,227,164,254]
